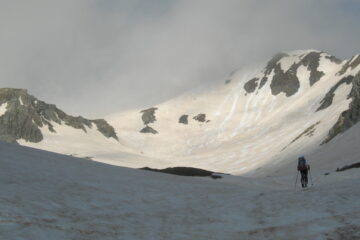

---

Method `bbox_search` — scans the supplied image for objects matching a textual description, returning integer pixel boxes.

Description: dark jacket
[298,164,310,171]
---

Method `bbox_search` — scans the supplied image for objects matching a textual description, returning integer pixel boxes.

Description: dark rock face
[322,72,360,144]
[193,113,206,122]
[179,115,188,124]
[270,64,300,97]
[139,107,159,134]
[243,53,288,93]
[260,53,288,90]
[0,88,119,143]
[244,51,326,97]
[141,167,218,177]
[244,78,259,93]
[325,55,342,64]
[271,52,325,96]
[91,119,118,140]
[316,76,354,111]
[264,53,289,76]
[336,162,360,172]
[337,55,360,76]
[140,126,158,134]
[140,107,158,125]
[301,52,325,86]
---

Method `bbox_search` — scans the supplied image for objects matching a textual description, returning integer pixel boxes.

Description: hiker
[297,156,310,188]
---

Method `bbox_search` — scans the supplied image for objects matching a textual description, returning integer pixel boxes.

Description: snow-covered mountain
[4,50,360,175]
[106,50,360,174]
[0,88,118,143]
[0,88,132,159]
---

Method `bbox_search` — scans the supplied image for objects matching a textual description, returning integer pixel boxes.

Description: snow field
[1,141,359,240]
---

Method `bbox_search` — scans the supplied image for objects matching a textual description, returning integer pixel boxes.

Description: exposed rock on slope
[337,55,360,76]
[316,76,354,111]
[244,51,334,97]
[336,162,360,172]
[140,107,158,125]
[140,166,216,177]
[243,77,258,94]
[193,113,207,122]
[140,126,158,134]
[179,115,188,124]
[322,72,360,143]
[139,107,159,134]
[0,88,118,143]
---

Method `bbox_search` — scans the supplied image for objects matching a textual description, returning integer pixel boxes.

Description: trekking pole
[294,171,299,190]
[309,170,314,186]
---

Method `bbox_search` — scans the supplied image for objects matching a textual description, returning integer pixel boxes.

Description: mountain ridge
[0,88,118,143]
[2,49,360,175]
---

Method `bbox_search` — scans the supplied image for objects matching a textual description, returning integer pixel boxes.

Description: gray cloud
[0,0,359,117]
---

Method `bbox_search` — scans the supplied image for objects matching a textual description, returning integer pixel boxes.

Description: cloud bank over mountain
[0,0,359,117]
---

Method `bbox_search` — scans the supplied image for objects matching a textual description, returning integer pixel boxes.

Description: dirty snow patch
[0,102,8,117]
[19,96,24,105]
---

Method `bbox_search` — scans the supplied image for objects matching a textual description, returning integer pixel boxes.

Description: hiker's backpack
[298,157,307,170]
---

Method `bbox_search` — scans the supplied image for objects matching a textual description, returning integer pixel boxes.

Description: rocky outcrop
[322,72,360,144]
[337,55,360,76]
[139,107,159,134]
[270,63,300,97]
[244,78,259,94]
[141,167,216,177]
[259,53,288,90]
[91,119,118,140]
[336,162,360,172]
[325,55,342,64]
[244,51,329,97]
[193,114,207,122]
[140,107,158,125]
[316,76,354,111]
[301,52,326,86]
[0,88,119,143]
[179,115,188,124]
[140,126,158,134]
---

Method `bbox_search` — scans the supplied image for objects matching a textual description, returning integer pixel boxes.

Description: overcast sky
[0,0,360,118]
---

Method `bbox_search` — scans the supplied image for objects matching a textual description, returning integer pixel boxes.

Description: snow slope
[104,50,360,174]
[16,50,360,175]
[265,119,360,176]
[1,141,360,239]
